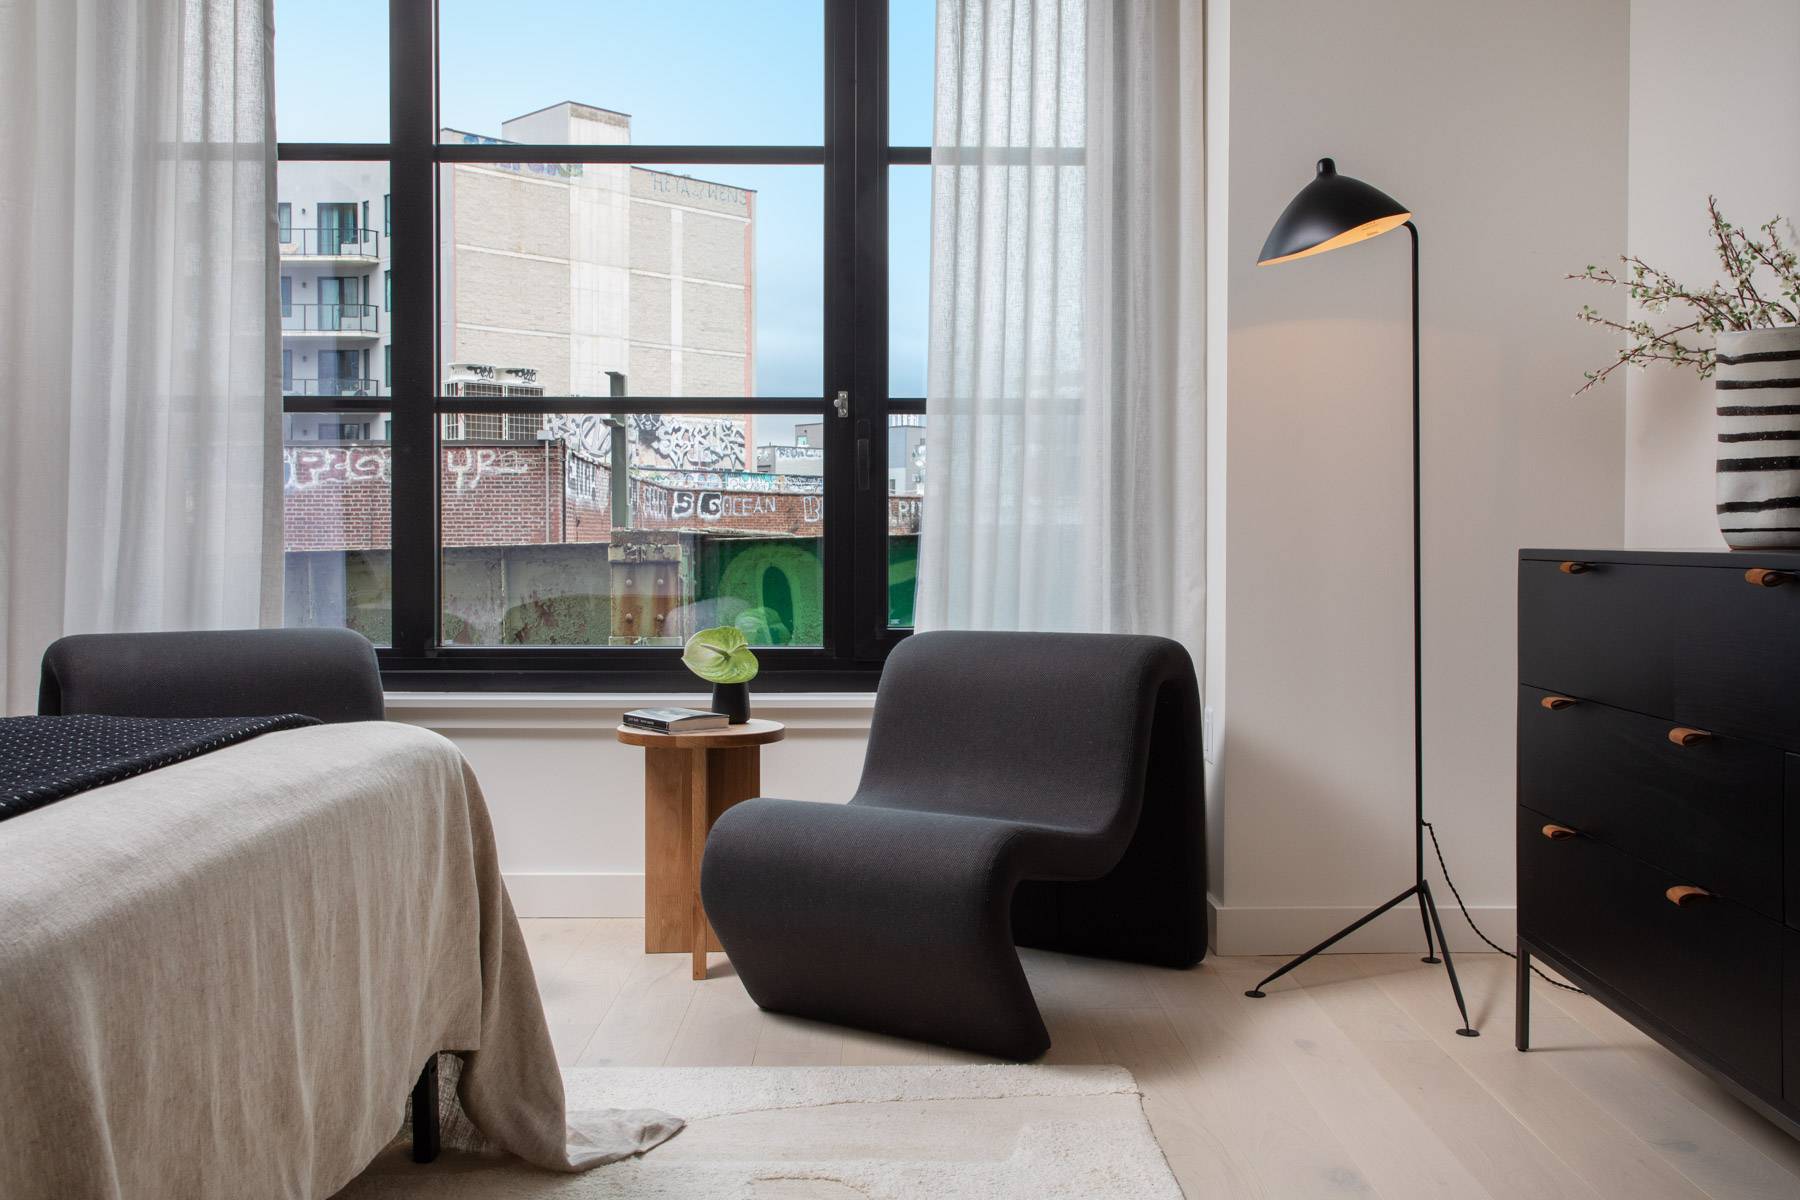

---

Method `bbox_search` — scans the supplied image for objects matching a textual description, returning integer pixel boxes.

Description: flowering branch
[1568,197,1800,397]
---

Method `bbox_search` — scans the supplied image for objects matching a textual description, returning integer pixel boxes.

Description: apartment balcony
[283,376,382,397]
[278,227,381,262]
[280,303,381,337]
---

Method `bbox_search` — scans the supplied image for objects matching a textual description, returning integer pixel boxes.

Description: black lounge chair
[699,630,1207,1060]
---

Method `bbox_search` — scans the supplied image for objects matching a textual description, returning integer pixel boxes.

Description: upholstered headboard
[38,629,384,724]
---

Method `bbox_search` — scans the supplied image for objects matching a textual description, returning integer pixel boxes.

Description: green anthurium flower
[682,625,759,685]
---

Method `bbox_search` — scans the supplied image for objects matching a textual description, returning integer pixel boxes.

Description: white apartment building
[281,101,757,466]
[277,166,390,438]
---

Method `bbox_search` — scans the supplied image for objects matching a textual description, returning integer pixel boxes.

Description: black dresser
[1517,548,1800,1138]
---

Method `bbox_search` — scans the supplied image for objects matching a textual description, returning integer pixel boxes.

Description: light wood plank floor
[523,920,1800,1199]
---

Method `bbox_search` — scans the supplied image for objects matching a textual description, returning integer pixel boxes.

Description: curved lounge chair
[700,630,1207,1060]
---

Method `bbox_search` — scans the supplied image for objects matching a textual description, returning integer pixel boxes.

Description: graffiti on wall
[666,491,824,524]
[452,133,583,178]
[637,468,821,495]
[445,447,531,492]
[636,482,669,523]
[631,414,746,471]
[540,414,611,462]
[285,446,390,490]
[540,413,747,474]
[646,173,749,209]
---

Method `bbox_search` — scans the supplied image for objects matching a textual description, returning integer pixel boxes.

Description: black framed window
[275,1,927,689]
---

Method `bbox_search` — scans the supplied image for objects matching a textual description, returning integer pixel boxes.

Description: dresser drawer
[1518,807,1782,1096]
[1788,758,1800,931]
[1672,564,1800,750]
[1519,687,1784,917]
[1518,558,1675,716]
[1788,929,1800,1105]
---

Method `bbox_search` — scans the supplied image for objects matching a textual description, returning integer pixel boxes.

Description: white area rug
[335,1065,1184,1199]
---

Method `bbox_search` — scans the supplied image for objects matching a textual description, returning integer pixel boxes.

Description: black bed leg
[411,1057,440,1164]
[1515,944,1531,1052]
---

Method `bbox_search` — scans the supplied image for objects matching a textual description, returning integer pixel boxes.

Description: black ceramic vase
[711,681,751,725]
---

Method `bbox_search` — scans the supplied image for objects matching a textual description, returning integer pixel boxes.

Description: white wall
[1208,0,1631,952]
[1624,0,1800,548]
[388,692,872,917]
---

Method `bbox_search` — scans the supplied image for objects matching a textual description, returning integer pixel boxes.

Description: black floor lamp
[1242,158,1478,1037]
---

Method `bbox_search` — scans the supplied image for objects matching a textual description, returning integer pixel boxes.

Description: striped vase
[1715,327,1800,550]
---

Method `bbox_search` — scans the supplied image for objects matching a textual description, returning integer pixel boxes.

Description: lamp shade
[1257,158,1411,266]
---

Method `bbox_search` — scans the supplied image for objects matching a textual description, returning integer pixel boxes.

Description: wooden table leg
[688,748,709,980]
[643,747,696,954]
[690,745,762,980]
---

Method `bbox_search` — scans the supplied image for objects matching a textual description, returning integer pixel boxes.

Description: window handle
[855,419,871,490]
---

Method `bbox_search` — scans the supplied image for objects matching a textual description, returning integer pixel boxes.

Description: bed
[0,630,678,1199]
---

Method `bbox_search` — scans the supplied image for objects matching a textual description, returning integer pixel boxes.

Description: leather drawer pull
[1539,696,1577,710]
[1665,885,1714,907]
[1744,567,1791,588]
[1540,823,1578,840]
[1667,727,1712,747]
[1558,561,1592,575]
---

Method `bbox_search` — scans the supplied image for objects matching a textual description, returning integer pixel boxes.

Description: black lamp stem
[1410,220,1425,907]
[1245,220,1480,1037]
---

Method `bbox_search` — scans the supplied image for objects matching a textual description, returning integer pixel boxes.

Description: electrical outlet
[1201,704,1216,764]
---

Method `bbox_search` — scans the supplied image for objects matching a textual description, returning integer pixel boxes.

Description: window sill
[385,690,876,711]
[384,690,877,733]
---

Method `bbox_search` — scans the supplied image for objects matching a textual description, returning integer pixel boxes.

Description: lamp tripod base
[1242,878,1478,1037]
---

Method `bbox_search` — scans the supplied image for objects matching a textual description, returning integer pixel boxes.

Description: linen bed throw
[0,721,681,1199]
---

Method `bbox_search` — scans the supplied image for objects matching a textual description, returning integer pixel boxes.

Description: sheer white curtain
[0,0,279,714]
[917,0,1206,659]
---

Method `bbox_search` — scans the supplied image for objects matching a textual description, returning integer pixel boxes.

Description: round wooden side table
[617,718,785,979]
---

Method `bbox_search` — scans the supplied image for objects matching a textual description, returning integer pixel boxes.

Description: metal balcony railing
[277,227,382,258]
[280,302,381,334]
[283,376,382,397]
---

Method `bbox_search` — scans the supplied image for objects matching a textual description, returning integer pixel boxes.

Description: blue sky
[274,1,935,404]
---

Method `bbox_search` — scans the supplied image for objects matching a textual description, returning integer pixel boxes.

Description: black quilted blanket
[0,713,321,824]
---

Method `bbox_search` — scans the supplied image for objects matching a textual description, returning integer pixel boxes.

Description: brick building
[284,439,921,646]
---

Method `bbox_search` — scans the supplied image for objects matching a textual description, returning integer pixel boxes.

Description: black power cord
[1421,819,1584,996]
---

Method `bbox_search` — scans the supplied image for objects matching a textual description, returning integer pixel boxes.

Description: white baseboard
[504,871,644,918]
[503,875,1517,956]
[1208,897,1515,957]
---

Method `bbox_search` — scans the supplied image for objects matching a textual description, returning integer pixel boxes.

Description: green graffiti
[711,540,823,646]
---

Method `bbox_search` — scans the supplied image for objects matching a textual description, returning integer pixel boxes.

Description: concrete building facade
[281,101,757,459]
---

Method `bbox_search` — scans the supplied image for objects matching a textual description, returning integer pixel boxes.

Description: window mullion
[387,0,438,659]
[849,0,892,658]
[821,0,858,663]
